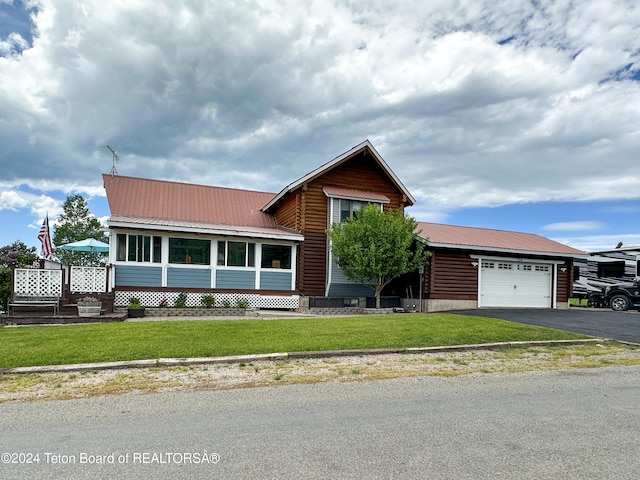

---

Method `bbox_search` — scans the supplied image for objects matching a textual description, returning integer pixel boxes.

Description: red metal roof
[416,222,586,256]
[322,186,390,203]
[103,174,278,229]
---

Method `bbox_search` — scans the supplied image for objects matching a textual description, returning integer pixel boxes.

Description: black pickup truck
[603,282,640,311]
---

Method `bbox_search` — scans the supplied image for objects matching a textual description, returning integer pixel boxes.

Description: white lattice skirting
[115,291,299,310]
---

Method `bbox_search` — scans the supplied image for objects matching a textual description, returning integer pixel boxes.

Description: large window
[339,199,382,222]
[217,241,255,267]
[116,234,161,263]
[169,238,210,265]
[261,244,291,269]
[340,199,364,222]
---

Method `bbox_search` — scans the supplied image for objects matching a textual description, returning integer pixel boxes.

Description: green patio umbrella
[57,238,109,253]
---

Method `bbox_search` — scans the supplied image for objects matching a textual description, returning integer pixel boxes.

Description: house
[103,140,413,309]
[103,140,585,311]
[409,222,587,311]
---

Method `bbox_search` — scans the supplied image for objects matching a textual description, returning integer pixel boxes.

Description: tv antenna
[107,145,119,175]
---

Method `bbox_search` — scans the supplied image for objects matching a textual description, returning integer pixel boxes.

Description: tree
[53,194,108,266]
[326,204,430,309]
[0,241,38,309]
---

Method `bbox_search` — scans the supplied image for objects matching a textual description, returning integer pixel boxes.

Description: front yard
[0,313,589,369]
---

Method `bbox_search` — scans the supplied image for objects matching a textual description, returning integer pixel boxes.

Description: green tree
[53,194,108,266]
[0,241,38,309]
[326,204,430,309]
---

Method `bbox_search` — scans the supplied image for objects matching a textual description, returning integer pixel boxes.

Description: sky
[1,0,640,255]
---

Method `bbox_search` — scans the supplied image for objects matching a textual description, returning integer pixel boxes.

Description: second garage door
[480,261,552,308]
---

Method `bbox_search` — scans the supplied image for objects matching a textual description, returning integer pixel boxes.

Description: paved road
[451,308,640,344]
[2,367,640,479]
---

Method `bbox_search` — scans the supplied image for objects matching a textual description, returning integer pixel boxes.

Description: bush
[201,294,216,308]
[174,292,188,308]
[236,298,250,309]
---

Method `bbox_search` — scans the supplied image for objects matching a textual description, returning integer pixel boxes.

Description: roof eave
[427,241,588,259]
[106,219,304,242]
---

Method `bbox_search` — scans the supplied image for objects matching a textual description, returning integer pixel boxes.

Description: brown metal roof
[103,174,278,229]
[322,186,390,203]
[416,222,586,257]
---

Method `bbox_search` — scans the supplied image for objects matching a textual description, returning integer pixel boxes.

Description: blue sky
[2,0,640,254]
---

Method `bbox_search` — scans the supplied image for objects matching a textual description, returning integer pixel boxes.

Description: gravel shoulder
[2,341,640,403]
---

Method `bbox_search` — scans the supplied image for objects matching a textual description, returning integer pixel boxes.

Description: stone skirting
[118,307,258,317]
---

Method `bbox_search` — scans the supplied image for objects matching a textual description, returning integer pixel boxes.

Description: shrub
[174,292,188,308]
[201,294,216,308]
[236,298,250,309]
[128,297,142,309]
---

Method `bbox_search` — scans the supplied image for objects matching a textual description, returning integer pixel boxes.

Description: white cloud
[1,0,640,238]
[542,221,606,232]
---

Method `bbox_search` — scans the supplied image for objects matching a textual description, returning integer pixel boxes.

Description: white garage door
[480,261,552,308]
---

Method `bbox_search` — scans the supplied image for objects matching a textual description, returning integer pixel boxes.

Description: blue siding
[327,283,375,297]
[115,265,162,287]
[167,267,211,288]
[260,271,293,290]
[216,270,256,289]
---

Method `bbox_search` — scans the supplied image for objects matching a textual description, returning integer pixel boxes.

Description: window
[261,244,292,269]
[597,261,625,278]
[217,241,255,267]
[340,199,365,222]
[169,238,210,265]
[517,264,532,271]
[498,263,513,270]
[535,265,550,272]
[116,234,161,263]
[482,261,495,269]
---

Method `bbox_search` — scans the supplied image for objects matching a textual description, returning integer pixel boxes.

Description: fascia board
[428,242,588,260]
[107,220,304,242]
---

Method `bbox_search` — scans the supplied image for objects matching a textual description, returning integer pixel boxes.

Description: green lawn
[0,314,589,369]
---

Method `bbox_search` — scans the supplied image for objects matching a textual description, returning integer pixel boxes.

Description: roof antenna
[107,145,119,176]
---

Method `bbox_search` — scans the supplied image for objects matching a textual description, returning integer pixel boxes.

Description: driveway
[450,308,640,344]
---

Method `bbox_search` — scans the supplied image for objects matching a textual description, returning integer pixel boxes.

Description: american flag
[38,215,54,260]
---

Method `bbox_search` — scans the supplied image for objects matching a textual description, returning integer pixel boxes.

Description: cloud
[542,221,606,232]
[1,0,640,224]
[551,234,640,252]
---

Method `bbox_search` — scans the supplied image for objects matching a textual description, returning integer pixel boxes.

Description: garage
[480,260,552,308]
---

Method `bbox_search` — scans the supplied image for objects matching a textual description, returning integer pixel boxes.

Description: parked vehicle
[604,282,640,311]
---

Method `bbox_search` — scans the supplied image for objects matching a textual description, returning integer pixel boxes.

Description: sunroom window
[169,238,210,265]
[116,234,161,263]
[261,244,291,269]
[217,241,255,267]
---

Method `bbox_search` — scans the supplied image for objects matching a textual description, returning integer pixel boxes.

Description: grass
[0,313,589,369]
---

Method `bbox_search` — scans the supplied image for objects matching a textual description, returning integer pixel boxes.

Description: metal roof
[322,186,390,203]
[416,222,587,258]
[102,174,302,241]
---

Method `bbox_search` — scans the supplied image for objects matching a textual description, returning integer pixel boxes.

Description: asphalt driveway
[450,308,640,344]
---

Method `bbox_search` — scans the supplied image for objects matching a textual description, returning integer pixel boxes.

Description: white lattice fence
[114,291,298,309]
[13,269,62,296]
[70,266,107,293]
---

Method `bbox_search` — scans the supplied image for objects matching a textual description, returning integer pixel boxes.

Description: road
[2,366,640,479]
[451,307,640,344]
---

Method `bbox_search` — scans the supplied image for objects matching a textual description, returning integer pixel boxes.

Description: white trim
[433,243,588,260]
[470,254,568,265]
[107,220,304,242]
